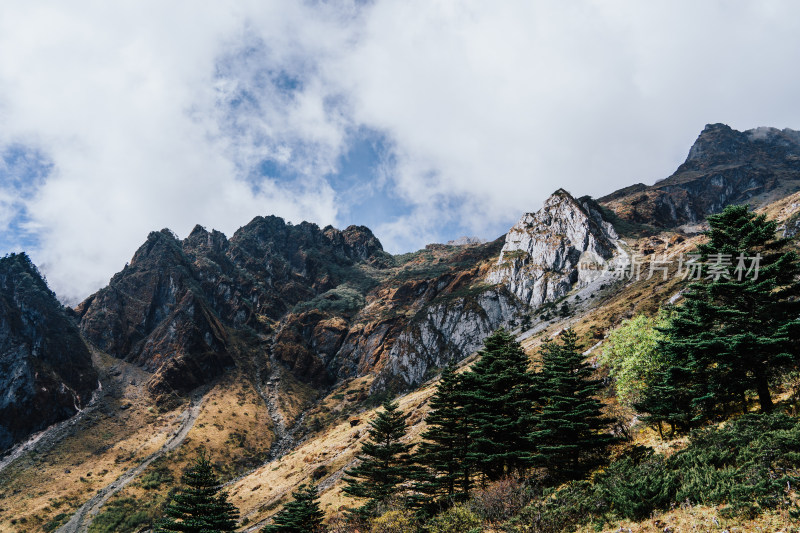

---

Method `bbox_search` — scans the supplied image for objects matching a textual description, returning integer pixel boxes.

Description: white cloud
[1,1,800,301]
[0,2,349,302]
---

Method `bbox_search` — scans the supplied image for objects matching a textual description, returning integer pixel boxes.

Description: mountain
[1,123,799,532]
[599,123,800,229]
[74,220,389,397]
[73,188,622,403]
[0,253,97,453]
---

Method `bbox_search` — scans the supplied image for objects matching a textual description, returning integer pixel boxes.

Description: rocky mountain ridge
[1,122,799,532]
[75,188,618,401]
[599,123,800,228]
[75,218,389,398]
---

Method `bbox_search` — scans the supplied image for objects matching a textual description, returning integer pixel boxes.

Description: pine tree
[635,289,724,432]
[342,400,415,516]
[156,452,239,533]
[263,483,324,533]
[460,328,537,482]
[412,364,473,512]
[697,205,800,412]
[636,205,800,429]
[531,329,614,482]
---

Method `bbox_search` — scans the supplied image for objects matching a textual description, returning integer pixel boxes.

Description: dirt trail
[56,391,206,533]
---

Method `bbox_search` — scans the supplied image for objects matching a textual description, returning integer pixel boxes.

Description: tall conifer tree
[696,205,800,411]
[156,452,239,533]
[531,329,614,481]
[342,400,415,516]
[636,205,800,429]
[461,328,537,482]
[412,364,473,511]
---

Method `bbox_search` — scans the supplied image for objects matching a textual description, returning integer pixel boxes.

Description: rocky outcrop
[0,254,97,452]
[487,189,618,308]
[76,217,388,395]
[446,236,486,246]
[599,124,800,228]
[373,286,521,390]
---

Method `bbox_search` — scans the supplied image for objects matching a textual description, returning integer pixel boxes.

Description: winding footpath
[56,391,206,533]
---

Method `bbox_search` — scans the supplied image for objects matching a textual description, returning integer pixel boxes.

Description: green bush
[598,311,670,407]
[508,414,800,531]
[508,481,605,533]
[139,460,174,490]
[88,498,151,533]
[42,513,69,532]
[370,509,418,533]
[594,447,674,520]
[671,413,800,513]
[425,504,482,533]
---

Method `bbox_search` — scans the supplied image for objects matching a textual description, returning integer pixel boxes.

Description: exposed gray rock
[374,286,522,390]
[487,189,618,308]
[783,208,800,238]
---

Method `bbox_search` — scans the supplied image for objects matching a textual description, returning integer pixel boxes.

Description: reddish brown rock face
[76,217,391,396]
[74,210,519,399]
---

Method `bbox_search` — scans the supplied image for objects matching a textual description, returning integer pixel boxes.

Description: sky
[2,1,800,303]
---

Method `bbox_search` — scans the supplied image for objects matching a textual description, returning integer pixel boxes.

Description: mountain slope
[0,124,799,532]
[0,253,97,453]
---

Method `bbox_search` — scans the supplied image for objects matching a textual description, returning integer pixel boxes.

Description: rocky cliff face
[76,190,624,397]
[75,211,522,397]
[272,239,523,392]
[599,124,800,228]
[487,189,618,309]
[374,285,520,390]
[76,218,389,396]
[0,254,97,452]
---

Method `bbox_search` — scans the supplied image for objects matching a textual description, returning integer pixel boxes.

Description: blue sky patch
[0,144,50,252]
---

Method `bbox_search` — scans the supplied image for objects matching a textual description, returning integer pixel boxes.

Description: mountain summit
[599,123,800,228]
[488,189,618,308]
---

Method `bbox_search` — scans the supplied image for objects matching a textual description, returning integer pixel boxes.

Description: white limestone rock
[487,189,618,308]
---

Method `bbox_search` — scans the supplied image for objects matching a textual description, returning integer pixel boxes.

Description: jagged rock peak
[130,228,184,267]
[487,189,618,308]
[600,123,800,229]
[325,224,384,262]
[686,123,800,164]
[231,215,384,263]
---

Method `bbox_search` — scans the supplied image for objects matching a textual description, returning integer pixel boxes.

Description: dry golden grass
[81,370,288,533]
[0,354,184,532]
[588,505,798,532]
[227,376,437,529]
